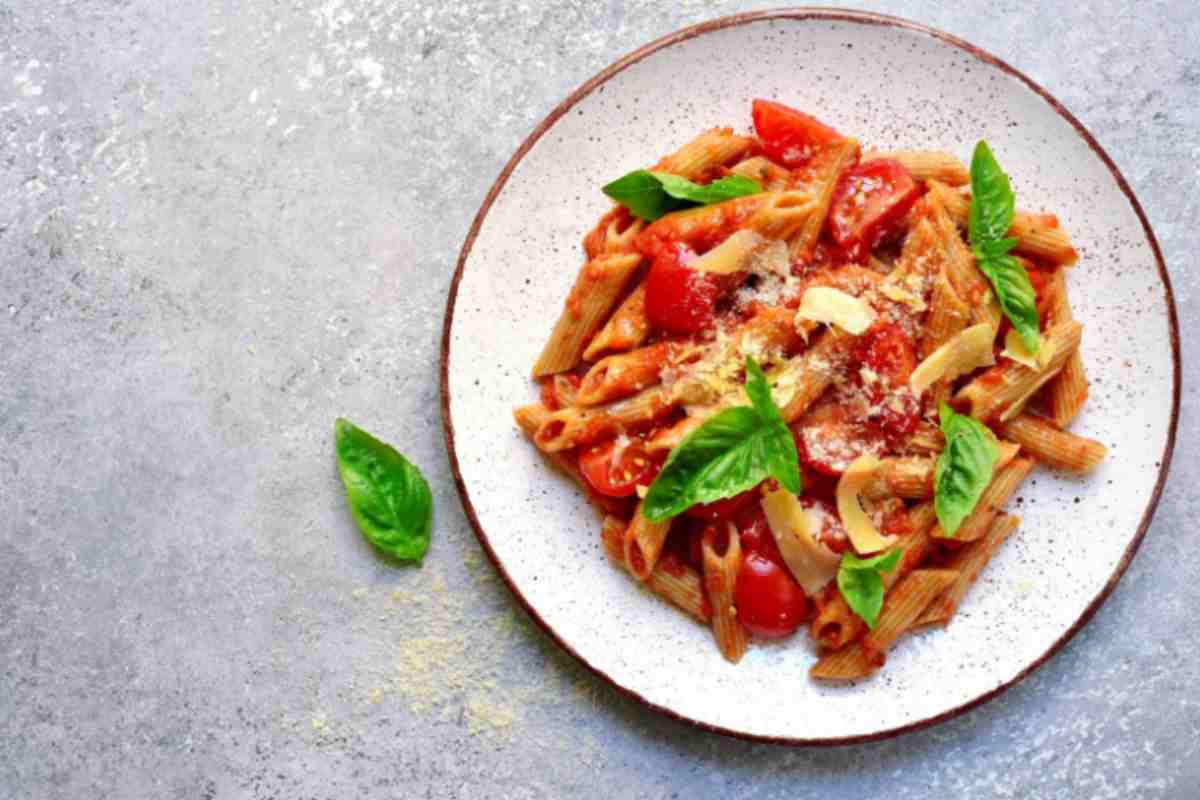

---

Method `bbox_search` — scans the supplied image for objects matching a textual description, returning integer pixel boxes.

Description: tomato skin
[751,99,844,167]
[579,440,661,498]
[735,552,810,639]
[643,241,735,335]
[685,487,760,522]
[855,322,922,442]
[827,159,922,262]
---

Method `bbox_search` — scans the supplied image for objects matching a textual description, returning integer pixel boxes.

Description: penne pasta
[583,206,645,260]
[776,330,855,423]
[727,155,793,191]
[533,252,643,376]
[702,524,748,663]
[601,516,711,622]
[1044,268,1089,426]
[916,513,1020,627]
[653,127,757,182]
[582,282,649,360]
[999,413,1107,472]
[956,319,1083,422]
[789,138,860,262]
[863,456,936,500]
[533,385,673,452]
[577,342,697,407]
[865,150,970,186]
[623,502,674,580]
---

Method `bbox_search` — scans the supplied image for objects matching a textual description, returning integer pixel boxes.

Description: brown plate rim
[439,7,1181,746]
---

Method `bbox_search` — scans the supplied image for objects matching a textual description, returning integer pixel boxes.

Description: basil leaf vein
[969,140,1041,353]
[335,418,432,564]
[933,403,1000,537]
[837,549,902,630]
[602,169,762,222]
[641,356,800,521]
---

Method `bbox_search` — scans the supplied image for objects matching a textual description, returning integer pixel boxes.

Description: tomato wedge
[751,99,845,167]
[579,439,661,498]
[644,241,739,335]
[826,159,922,262]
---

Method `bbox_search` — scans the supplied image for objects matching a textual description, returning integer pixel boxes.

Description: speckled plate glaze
[441,10,1179,744]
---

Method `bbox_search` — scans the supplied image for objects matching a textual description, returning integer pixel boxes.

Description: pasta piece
[1044,269,1089,426]
[864,150,970,186]
[808,640,875,680]
[653,127,756,182]
[928,180,1078,266]
[635,193,770,259]
[810,502,937,650]
[939,457,1034,542]
[727,155,792,191]
[776,330,856,423]
[744,189,815,242]
[925,186,1000,328]
[790,138,861,261]
[916,513,1020,627]
[601,516,711,622]
[514,404,628,516]
[533,385,673,452]
[623,503,673,580]
[702,524,748,663]
[863,456,935,500]
[583,206,645,259]
[999,413,1107,472]
[533,252,643,376]
[860,569,958,666]
[576,342,697,407]
[583,282,649,360]
[956,320,1083,421]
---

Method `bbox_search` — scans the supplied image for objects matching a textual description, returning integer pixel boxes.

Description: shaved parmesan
[879,281,927,312]
[795,287,876,335]
[910,323,996,395]
[836,455,898,555]
[761,489,841,595]
[1000,328,1055,369]
[692,230,765,275]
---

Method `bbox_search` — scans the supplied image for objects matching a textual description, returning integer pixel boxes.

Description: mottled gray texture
[0,1,1194,798]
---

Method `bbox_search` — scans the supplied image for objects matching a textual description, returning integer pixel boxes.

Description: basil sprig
[641,356,800,522]
[837,550,902,629]
[933,403,1000,537]
[335,418,432,564]
[602,170,762,222]
[969,141,1040,352]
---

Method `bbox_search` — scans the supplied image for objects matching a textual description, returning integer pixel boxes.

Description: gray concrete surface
[1,1,1196,797]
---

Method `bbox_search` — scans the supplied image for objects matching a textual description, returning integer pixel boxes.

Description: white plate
[441,10,1179,743]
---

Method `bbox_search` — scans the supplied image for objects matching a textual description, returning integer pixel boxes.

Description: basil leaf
[968,140,1040,354]
[968,140,1015,245]
[933,404,1000,537]
[335,418,432,564]
[977,253,1041,352]
[641,356,800,521]
[602,169,762,222]
[837,549,902,630]
[650,172,763,206]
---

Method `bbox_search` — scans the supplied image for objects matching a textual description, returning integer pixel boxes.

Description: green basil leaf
[641,356,800,521]
[601,170,691,222]
[933,404,1000,537]
[602,169,762,222]
[650,172,763,206]
[335,418,432,564]
[968,140,1015,246]
[837,550,902,629]
[978,253,1041,353]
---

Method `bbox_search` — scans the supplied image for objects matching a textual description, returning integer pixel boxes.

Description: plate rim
[439,7,1182,746]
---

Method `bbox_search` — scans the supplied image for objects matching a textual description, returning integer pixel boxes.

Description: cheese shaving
[692,230,765,275]
[761,489,841,595]
[1000,328,1054,369]
[836,455,898,555]
[795,287,876,335]
[910,323,996,395]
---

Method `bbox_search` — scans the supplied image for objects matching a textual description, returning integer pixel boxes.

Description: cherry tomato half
[751,99,845,168]
[855,321,921,441]
[579,439,661,498]
[643,241,738,335]
[827,159,922,262]
[735,552,810,639]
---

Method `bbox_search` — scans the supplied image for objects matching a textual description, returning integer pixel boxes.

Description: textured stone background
[1,1,1195,797]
